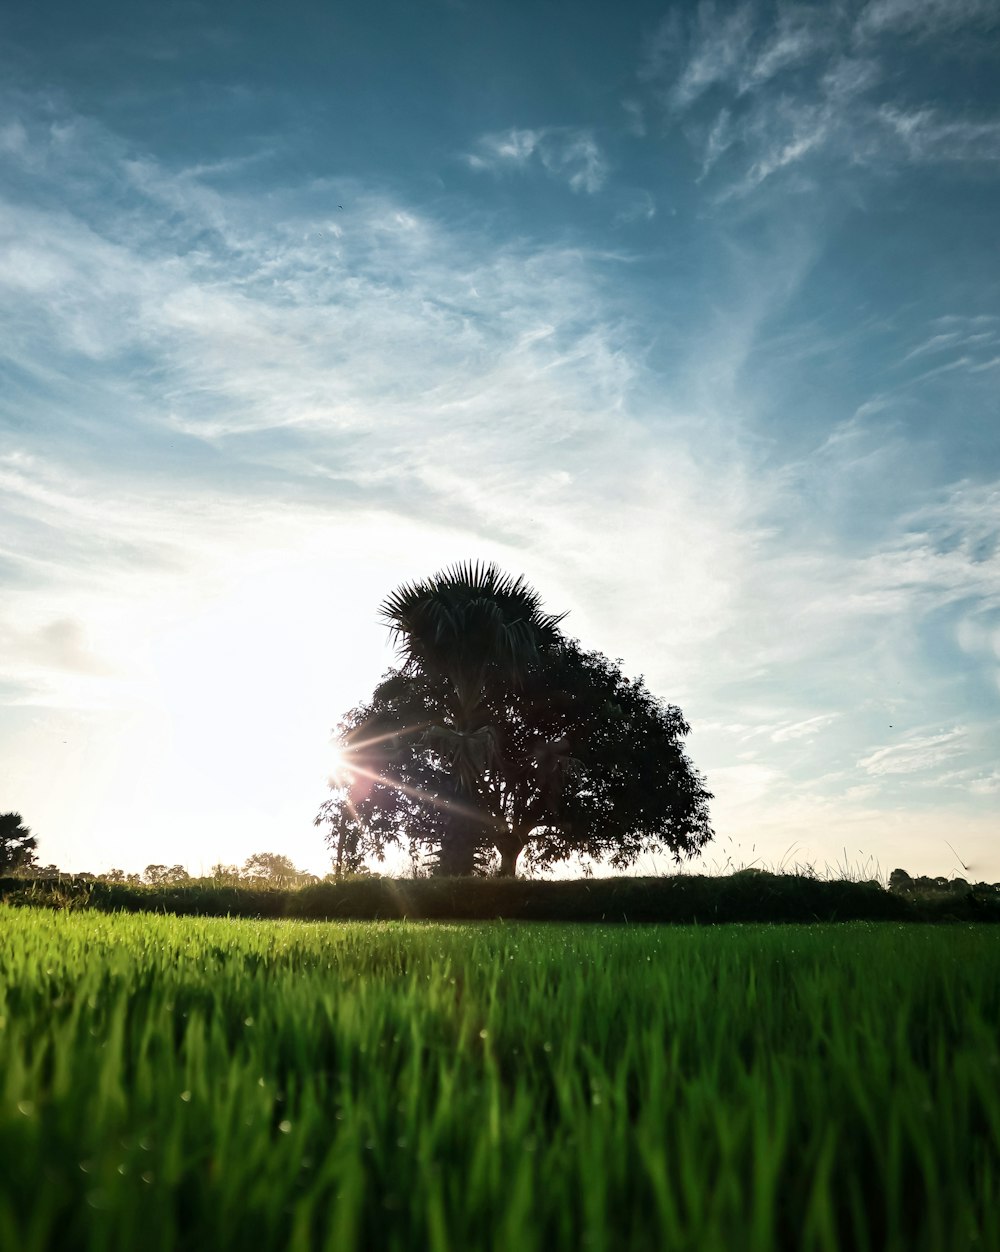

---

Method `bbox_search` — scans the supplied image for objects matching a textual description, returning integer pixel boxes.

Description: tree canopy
[143,864,191,886]
[241,852,316,887]
[0,813,39,875]
[317,564,713,877]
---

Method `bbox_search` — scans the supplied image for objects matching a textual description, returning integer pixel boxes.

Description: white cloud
[2,87,999,882]
[699,109,734,178]
[668,4,756,112]
[877,106,1000,162]
[729,101,832,197]
[0,94,769,871]
[467,127,541,169]
[856,0,1000,39]
[739,13,833,91]
[643,1,835,115]
[613,190,656,224]
[466,126,608,193]
[640,0,1000,197]
[969,771,1000,796]
[858,728,968,777]
[770,714,839,743]
[820,57,882,101]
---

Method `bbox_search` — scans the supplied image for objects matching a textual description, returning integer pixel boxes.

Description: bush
[3,870,997,923]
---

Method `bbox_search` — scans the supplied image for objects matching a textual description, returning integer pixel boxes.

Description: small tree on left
[0,813,39,874]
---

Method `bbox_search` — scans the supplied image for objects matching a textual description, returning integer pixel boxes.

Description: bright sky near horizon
[1,0,998,881]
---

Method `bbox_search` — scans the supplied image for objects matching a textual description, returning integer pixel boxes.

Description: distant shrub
[4,869,998,923]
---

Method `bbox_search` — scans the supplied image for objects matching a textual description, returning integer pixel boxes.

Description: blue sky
[1,0,998,879]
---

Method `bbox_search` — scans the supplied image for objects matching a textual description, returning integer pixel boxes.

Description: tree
[143,864,191,886]
[323,807,368,879]
[99,868,142,885]
[373,560,565,874]
[316,569,713,878]
[209,862,242,884]
[0,813,39,875]
[241,852,314,887]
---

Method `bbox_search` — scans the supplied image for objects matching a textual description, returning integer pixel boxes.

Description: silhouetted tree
[99,868,142,885]
[322,807,367,879]
[209,862,242,884]
[242,852,314,887]
[317,570,713,878]
[143,864,190,886]
[371,561,565,874]
[0,813,39,874]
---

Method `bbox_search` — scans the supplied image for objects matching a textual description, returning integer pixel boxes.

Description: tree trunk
[498,845,520,877]
[437,809,480,876]
[496,828,526,878]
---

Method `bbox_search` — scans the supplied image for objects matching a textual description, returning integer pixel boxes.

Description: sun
[327,744,354,789]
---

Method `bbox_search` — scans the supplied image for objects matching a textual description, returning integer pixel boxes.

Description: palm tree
[379,561,564,874]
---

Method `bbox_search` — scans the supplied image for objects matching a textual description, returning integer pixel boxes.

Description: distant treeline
[17,852,323,889]
[2,869,998,924]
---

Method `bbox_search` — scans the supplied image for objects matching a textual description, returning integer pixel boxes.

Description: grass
[1,910,999,1250]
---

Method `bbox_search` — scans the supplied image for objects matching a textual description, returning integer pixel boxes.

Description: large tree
[373,561,565,874]
[0,813,39,875]
[317,567,713,877]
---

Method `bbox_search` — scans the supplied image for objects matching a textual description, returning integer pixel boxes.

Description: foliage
[317,633,713,877]
[369,560,567,874]
[98,868,142,886]
[241,852,316,887]
[143,863,191,886]
[889,867,1000,899]
[4,870,998,923]
[209,862,242,884]
[0,911,999,1251]
[0,813,38,874]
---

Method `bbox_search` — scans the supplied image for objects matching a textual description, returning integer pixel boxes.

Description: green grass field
[1,910,998,1251]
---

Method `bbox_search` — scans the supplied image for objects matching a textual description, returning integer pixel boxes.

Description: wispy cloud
[858,728,968,777]
[613,189,656,224]
[1,41,998,884]
[877,105,1000,161]
[741,12,833,90]
[465,126,608,193]
[639,0,1000,198]
[893,316,1000,387]
[856,0,1000,40]
[0,93,761,713]
[770,713,839,743]
[667,5,755,111]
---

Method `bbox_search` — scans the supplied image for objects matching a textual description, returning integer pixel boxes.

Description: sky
[1,0,998,881]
